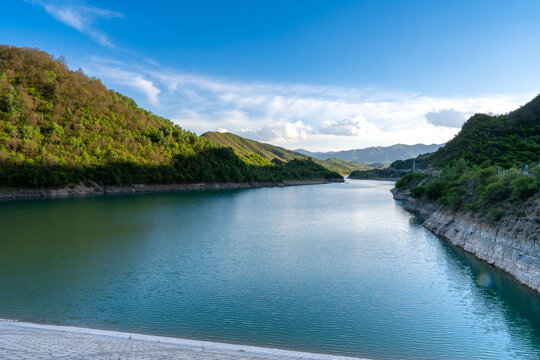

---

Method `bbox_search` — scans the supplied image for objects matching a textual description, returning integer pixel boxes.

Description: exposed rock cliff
[392,188,540,293]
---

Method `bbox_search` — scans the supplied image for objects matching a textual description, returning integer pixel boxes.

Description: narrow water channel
[0,180,538,359]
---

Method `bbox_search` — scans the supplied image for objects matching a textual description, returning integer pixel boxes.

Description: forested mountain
[295,143,443,164]
[369,95,540,221]
[429,96,540,168]
[0,46,341,187]
[202,131,374,175]
[202,131,301,163]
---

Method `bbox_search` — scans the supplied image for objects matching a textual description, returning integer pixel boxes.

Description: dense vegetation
[397,161,539,221]
[430,105,539,168]
[392,96,540,221]
[203,131,373,175]
[0,46,341,188]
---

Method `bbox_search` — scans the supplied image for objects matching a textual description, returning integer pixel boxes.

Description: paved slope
[0,320,366,360]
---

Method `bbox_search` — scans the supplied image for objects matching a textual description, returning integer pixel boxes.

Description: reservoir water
[0,180,538,359]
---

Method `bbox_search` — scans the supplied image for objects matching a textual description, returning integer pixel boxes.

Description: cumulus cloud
[83,64,161,105]
[79,57,533,150]
[318,116,378,136]
[237,122,312,143]
[30,0,123,48]
[130,75,161,106]
[425,109,469,128]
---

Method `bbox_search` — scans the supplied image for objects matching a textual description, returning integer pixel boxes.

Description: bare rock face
[404,201,439,218]
[420,202,539,293]
[390,187,411,201]
[392,185,539,292]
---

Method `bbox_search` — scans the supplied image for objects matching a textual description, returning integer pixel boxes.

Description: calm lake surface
[0,180,539,359]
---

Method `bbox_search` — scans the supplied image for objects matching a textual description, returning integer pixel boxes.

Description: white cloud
[237,121,312,143]
[79,57,534,151]
[425,109,469,128]
[131,75,161,106]
[318,116,378,136]
[30,0,123,48]
[82,64,161,105]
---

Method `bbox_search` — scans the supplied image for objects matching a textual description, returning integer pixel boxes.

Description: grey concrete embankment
[0,320,367,360]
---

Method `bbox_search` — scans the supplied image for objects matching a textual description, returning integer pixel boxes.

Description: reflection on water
[0,180,538,360]
[436,236,540,353]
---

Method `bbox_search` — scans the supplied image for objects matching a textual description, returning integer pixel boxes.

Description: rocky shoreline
[0,179,342,200]
[392,188,540,293]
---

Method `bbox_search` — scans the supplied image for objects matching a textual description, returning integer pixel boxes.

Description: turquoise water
[0,180,538,359]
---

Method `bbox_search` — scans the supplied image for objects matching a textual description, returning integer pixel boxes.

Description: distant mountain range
[295,143,444,164]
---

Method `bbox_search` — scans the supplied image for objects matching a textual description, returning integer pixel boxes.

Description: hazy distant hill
[202,131,373,175]
[295,143,443,163]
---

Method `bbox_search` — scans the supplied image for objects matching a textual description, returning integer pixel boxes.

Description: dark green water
[0,180,538,359]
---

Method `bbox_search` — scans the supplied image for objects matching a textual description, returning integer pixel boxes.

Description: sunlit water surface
[0,180,538,359]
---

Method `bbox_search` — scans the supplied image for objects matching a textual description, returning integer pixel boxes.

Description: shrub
[483,181,511,202]
[464,201,479,212]
[488,208,505,222]
[410,186,425,198]
[425,181,444,200]
[511,176,538,200]
[439,185,465,210]
[475,167,497,186]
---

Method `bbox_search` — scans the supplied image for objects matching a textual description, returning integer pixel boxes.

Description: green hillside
[387,95,540,221]
[429,97,540,168]
[202,131,297,163]
[0,46,342,187]
[202,131,373,175]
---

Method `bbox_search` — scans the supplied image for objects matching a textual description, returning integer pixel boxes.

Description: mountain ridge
[295,143,443,163]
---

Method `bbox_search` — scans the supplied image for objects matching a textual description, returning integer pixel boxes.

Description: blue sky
[2,0,539,150]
